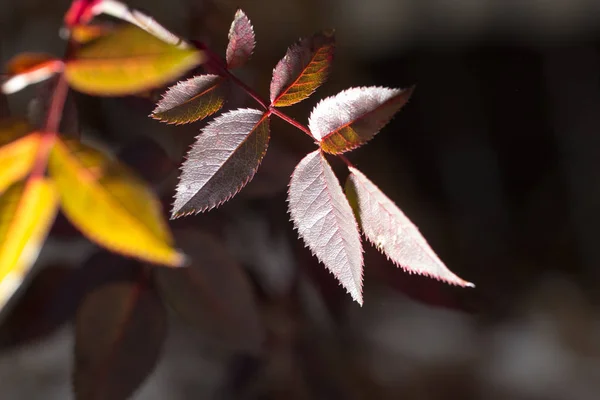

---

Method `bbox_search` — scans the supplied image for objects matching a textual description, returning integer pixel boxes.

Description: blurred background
[2,0,600,399]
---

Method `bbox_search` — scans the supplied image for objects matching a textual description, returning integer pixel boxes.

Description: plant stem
[337,154,355,169]
[270,108,313,139]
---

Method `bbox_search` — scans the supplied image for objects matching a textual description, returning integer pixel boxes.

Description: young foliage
[345,167,473,287]
[65,24,204,96]
[48,138,184,266]
[172,108,270,217]
[0,120,39,193]
[74,277,167,400]
[226,9,255,69]
[288,150,364,304]
[2,53,63,94]
[151,74,226,125]
[309,86,414,154]
[270,30,335,107]
[154,229,263,353]
[0,178,59,310]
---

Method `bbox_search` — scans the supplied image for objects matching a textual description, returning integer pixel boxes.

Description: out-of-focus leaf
[172,108,270,217]
[151,74,226,125]
[288,150,363,304]
[270,30,335,107]
[65,24,204,96]
[71,23,114,44]
[64,0,101,27]
[0,119,39,194]
[48,138,185,266]
[2,53,63,94]
[74,276,167,400]
[309,86,414,154]
[345,167,474,287]
[226,9,255,69]
[0,178,59,312]
[154,229,263,353]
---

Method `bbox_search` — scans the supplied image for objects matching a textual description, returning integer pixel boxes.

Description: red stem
[270,108,313,138]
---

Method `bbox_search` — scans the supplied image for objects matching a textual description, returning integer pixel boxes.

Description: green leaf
[65,24,204,96]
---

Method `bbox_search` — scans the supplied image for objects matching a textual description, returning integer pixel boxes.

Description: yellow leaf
[48,138,184,266]
[0,178,59,311]
[0,119,39,194]
[65,24,204,96]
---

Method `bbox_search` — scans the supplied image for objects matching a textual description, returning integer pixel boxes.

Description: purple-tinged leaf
[288,150,363,304]
[226,9,256,69]
[151,74,226,125]
[310,86,414,154]
[172,108,270,218]
[270,30,335,107]
[345,167,474,288]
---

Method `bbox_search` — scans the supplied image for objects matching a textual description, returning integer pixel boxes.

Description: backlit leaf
[48,138,185,266]
[151,74,226,125]
[2,53,63,94]
[270,30,335,107]
[172,108,270,217]
[226,9,255,69]
[309,86,414,154]
[0,178,59,312]
[74,277,167,400]
[0,119,39,194]
[288,150,363,304]
[65,24,204,96]
[154,229,263,353]
[345,167,474,287]
[71,23,115,44]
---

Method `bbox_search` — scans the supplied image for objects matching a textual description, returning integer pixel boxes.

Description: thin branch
[271,108,314,139]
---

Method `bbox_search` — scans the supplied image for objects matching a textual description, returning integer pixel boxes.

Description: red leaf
[154,229,263,353]
[270,30,335,107]
[74,276,167,400]
[345,167,474,288]
[310,86,414,154]
[288,150,363,304]
[226,9,255,69]
[172,108,270,217]
[151,74,226,125]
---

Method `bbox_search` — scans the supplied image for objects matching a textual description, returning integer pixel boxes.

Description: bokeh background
[2,0,600,399]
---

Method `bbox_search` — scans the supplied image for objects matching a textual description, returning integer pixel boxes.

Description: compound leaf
[270,30,335,107]
[0,178,59,312]
[310,86,414,154]
[48,138,184,266]
[74,277,167,400]
[154,229,263,353]
[65,24,203,96]
[226,9,255,69]
[151,74,226,125]
[288,150,363,304]
[345,167,474,287]
[0,119,39,194]
[172,108,270,217]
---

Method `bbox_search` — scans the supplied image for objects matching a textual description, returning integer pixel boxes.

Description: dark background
[2,0,600,399]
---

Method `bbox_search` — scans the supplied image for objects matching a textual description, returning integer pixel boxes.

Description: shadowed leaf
[270,30,335,107]
[151,74,226,125]
[172,108,270,217]
[74,276,167,400]
[345,167,474,287]
[0,178,59,313]
[288,150,363,304]
[65,24,203,96]
[154,229,263,353]
[310,86,414,154]
[2,53,63,94]
[71,23,115,44]
[0,120,39,194]
[48,138,185,266]
[226,9,255,69]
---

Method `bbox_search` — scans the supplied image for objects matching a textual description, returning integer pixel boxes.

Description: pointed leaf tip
[345,167,473,288]
[151,74,226,125]
[288,150,363,304]
[226,9,256,69]
[270,31,335,107]
[172,108,270,217]
[310,86,414,154]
